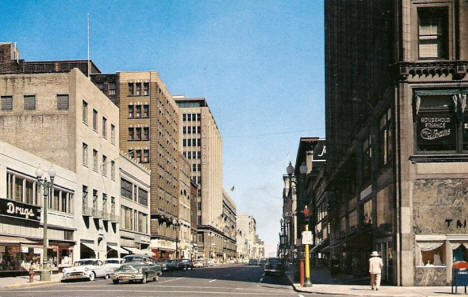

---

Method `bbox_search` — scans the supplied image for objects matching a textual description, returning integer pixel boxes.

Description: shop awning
[123,247,146,255]
[119,247,129,255]
[0,236,39,245]
[107,244,118,252]
[81,242,95,251]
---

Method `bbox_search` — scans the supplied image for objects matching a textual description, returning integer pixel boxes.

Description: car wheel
[141,273,147,284]
[105,274,110,279]
[89,272,96,281]
[112,279,119,284]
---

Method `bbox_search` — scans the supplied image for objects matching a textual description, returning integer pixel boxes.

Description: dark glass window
[418,7,448,60]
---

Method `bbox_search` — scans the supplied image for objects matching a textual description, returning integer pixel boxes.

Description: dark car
[158,259,170,271]
[166,259,180,271]
[248,258,258,265]
[259,258,267,266]
[112,256,162,284]
[178,259,194,270]
[263,258,284,276]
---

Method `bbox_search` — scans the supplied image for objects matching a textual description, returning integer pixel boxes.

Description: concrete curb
[285,272,355,295]
[5,279,61,289]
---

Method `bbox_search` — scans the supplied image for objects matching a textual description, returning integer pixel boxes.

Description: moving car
[263,258,284,276]
[158,259,170,271]
[166,259,180,271]
[178,259,194,270]
[111,255,162,284]
[248,258,258,265]
[259,258,267,266]
[103,258,124,277]
[62,259,108,281]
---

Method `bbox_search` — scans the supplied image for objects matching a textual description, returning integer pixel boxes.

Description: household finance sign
[417,113,456,148]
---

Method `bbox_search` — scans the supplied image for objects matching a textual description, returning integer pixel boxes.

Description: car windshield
[268,258,281,264]
[124,256,145,263]
[74,260,94,266]
[105,260,120,264]
[115,264,136,271]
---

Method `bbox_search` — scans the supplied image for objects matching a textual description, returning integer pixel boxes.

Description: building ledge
[397,60,468,80]
[409,154,468,163]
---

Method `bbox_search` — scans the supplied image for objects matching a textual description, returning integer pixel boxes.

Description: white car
[62,259,108,281]
[103,258,124,276]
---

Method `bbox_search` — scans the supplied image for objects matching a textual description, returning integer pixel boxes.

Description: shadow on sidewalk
[290,266,370,286]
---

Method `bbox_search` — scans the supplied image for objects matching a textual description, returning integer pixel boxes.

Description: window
[143,105,149,118]
[143,83,149,96]
[82,143,88,166]
[182,114,186,122]
[143,127,149,140]
[82,100,88,123]
[24,95,36,110]
[128,83,134,95]
[93,149,98,171]
[93,109,98,131]
[93,189,98,211]
[197,139,201,146]
[136,83,141,95]
[197,126,201,134]
[111,160,115,181]
[121,178,132,200]
[183,139,187,147]
[129,128,134,140]
[187,114,192,121]
[1,96,13,110]
[415,93,458,152]
[417,242,446,266]
[57,94,69,110]
[128,149,134,159]
[197,164,201,172]
[362,134,372,185]
[379,108,393,167]
[143,149,149,163]
[136,105,141,118]
[198,202,202,210]
[197,114,201,121]
[82,185,88,208]
[136,150,142,163]
[192,164,197,172]
[418,7,448,60]
[102,155,107,176]
[138,188,148,205]
[102,193,108,213]
[102,117,107,138]
[128,105,134,118]
[111,124,115,144]
[136,127,142,140]
[6,172,37,206]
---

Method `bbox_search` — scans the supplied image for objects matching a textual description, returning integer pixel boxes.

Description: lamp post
[35,165,56,282]
[174,221,180,259]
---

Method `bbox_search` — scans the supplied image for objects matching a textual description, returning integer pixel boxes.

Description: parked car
[193,259,204,268]
[158,259,170,271]
[178,259,194,270]
[263,258,284,276]
[103,258,124,277]
[62,259,108,281]
[259,258,267,266]
[248,258,258,265]
[166,259,180,271]
[112,255,162,284]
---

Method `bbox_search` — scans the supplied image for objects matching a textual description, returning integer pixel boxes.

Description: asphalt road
[0,264,309,297]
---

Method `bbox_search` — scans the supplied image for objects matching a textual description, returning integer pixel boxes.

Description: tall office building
[174,96,225,259]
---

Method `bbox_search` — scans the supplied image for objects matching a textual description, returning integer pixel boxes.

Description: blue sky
[0,0,325,255]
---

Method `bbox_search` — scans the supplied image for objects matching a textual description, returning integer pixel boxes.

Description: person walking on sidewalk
[369,251,383,290]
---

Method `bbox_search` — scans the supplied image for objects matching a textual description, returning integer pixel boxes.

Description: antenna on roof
[87,13,90,78]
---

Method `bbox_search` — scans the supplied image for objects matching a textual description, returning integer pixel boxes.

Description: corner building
[325,0,468,286]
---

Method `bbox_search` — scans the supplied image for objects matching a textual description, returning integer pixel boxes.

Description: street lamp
[174,221,180,259]
[35,164,56,282]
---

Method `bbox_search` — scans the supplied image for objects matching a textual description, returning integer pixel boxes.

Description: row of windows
[183,138,201,147]
[182,126,201,134]
[128,127,150,141]
[120,177,149,206]
[82,185,116,216]
[192,163,201,172]
[128,104,149,119]
[6,171,74,214]
[82,100,116,145]
[128,149,150,164]
[1,94,68,111]
[182,113,201,122]
[82,143,116,180]
[183,151,201,160]
[128,82,150,96]
[121,205,148,233]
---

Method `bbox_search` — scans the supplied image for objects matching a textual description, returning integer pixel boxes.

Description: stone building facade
[0,69,121,260]
[177,152,193,259]
[324,0,468,286]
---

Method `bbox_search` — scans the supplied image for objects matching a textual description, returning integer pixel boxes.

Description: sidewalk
[0,273,62,289]
[285,267,459,296]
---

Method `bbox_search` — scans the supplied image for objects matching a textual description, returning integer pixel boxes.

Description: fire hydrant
[29,267,34,283]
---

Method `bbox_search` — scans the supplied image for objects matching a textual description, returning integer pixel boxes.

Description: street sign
[302,231,312,245]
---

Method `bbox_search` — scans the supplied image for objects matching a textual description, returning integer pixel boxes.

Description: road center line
[209,279,217,282]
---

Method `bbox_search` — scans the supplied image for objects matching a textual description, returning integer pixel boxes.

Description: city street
[0,264,326,297]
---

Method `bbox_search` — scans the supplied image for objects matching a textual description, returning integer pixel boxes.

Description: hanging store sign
[417,113,456,145]
[0,197,41,222]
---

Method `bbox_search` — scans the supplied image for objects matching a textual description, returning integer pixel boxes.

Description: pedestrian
[369,251,383,290]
